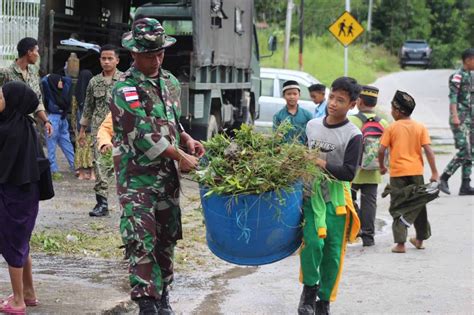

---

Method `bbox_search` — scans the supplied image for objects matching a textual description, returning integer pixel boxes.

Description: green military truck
[39,0,265,140]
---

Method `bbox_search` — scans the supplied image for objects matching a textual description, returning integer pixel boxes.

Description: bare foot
[391,243,406,253]
[409,237,425,249]
[22,292,38,305]
[89,169,96,181]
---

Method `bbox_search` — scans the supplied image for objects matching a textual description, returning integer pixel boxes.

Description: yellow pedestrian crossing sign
[328,11,364,47]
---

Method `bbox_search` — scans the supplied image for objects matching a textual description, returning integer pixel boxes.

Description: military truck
[39,0,268,140]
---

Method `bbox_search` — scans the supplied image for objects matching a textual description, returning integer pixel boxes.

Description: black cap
[392,90,416,115]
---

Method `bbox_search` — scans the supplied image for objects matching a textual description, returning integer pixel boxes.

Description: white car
[255,67,356,131]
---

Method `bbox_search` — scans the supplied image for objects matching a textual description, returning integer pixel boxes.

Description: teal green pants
[300,201,347,302]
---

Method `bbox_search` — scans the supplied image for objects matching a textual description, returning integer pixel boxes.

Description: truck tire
[207,114,219,140]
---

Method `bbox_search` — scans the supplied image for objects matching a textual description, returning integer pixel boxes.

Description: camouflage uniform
[443,68,473,179]
[0,61,46,116]
[80,71,122,198]
[110,66,183,300]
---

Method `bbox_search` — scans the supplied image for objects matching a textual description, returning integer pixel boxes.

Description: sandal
[0,300,26,315]
[3,294,39,307]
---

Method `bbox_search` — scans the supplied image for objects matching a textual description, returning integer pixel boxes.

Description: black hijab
[0,81,41,186]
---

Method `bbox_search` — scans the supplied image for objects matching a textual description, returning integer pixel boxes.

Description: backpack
[356,112,385,170]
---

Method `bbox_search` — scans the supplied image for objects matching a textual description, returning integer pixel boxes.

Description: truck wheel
[207,114,219,140]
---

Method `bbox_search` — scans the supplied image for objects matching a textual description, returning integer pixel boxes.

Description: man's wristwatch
[44,120,52,125]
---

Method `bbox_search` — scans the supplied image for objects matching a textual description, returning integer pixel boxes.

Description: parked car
[399,40,432,69]
[255,67,356,131]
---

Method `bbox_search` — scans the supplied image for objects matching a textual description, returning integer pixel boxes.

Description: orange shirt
[97,112,113,150]
[380,119,431,177]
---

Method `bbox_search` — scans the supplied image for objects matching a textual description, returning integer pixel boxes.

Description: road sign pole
[344,48,348,76]
[344,0,350,76]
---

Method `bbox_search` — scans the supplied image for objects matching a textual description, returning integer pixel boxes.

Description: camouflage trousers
[443,117,472,179]
[119,190,182,300]
[93,145,109,198]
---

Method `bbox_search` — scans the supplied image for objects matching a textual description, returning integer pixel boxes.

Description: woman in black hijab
[0,81,43,314]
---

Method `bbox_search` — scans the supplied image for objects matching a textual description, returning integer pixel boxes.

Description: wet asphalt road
[210,69,473,314]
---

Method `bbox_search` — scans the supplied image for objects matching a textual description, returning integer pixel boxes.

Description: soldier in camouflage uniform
[439,48,474,195]
[0,37,53,136]
[79,45,122,216]
[110,18,204,315]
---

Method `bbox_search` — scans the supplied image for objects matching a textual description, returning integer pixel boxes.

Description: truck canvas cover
[192,0,253,69]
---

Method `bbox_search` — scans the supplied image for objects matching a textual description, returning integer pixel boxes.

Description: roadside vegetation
[30,207,210,272]
[258,31,399,85]
[257,0,473,69]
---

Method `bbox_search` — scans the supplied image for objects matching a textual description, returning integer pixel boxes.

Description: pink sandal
[2,295,39,307]
[0,300,26,315]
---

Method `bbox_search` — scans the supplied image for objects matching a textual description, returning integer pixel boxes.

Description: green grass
[30,229,123,259]
[258,31,400,86]
[30,208,210,270]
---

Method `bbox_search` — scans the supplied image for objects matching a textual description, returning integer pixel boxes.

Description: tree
[372,0,431,54]
[426,0,470,67]
[371,0,471,67]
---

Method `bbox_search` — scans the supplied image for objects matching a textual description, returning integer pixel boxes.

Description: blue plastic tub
[199,182,303,266]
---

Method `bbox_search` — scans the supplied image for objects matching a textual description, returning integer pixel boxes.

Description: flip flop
[409,237,425,249]
[24,298,39,307]
[5,294,39,307]
[0,299,26,315]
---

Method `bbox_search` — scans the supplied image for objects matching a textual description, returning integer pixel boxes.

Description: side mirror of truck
[268,35,277,52]
[261,35,277,59]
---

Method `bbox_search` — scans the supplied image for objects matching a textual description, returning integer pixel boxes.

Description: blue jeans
[45,114,75,172]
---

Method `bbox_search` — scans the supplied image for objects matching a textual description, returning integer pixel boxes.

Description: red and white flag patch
[124,91,139,102]
[451,74,462,83]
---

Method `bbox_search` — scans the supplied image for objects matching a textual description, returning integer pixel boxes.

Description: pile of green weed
[194,123,322,196]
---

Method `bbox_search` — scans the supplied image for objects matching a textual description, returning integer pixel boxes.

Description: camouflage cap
[122,18,176,53]
[392,90,416,115]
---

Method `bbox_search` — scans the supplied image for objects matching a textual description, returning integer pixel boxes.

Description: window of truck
[162,20,192,35]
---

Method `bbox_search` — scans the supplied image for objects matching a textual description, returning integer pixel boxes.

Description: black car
[399,40,432,68]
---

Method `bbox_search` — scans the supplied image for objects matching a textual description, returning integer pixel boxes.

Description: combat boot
[438,173,450,195]
[297,284,319,315]
[158,284,175,315]
[137,297,159,315]
[459,178,474,195]
[315,300,330,315]
[89,194,109,217]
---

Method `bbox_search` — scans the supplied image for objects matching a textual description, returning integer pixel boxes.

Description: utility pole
[344,0,350,76]
[367,0,373,44]
[283,0,294,68]
[298,0,304,70]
